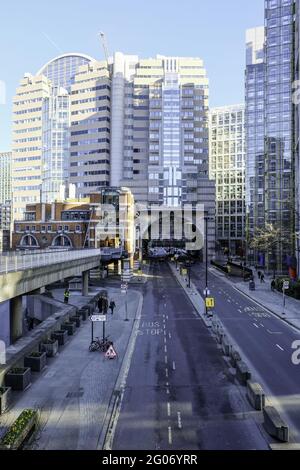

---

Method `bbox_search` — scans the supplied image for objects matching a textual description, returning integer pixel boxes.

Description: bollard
[263,406,289,443]
[246,381,265,411]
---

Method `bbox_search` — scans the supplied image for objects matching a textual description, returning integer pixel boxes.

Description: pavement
[110,261,269,450]
[189,263,300,446]
[0,286,142,450]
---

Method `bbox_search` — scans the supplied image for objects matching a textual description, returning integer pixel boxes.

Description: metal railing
[0,249,100,275]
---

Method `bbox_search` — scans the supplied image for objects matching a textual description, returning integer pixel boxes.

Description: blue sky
[0,0,264,151]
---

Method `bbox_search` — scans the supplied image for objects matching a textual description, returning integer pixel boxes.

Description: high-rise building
[112,54,212,209]
[0,151,12,203]
[295,0,300,273]
[12,54,95,218]
[209,105,246,256]
[69,60,111,197]
[37,53,94,91]
[246,1,298,273]
[245,27,265,262]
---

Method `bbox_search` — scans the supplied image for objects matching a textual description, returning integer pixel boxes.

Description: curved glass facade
[37,53,94,91]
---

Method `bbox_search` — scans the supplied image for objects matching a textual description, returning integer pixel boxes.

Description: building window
[47,225,52,232]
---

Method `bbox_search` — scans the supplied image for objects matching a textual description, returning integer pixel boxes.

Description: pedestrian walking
[103,297,108,315]
[260,273,265,283]
[64,288,70,304]
[271,279,276,292]
[257,271,262,281]
[109,300,116,315]
[98,296,104,313]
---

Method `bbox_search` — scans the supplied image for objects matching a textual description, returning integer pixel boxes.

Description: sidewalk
[0,286,142,450]
[212,267,300,331]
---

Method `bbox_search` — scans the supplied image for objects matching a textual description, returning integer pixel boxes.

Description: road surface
[191,264,300,442]
[112,262,268,450]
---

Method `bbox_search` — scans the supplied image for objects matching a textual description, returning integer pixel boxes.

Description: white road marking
[227,299,231,303]
[177,412,182,429]
[167,402,171,417]
[166,388,170,395]
[253,323,259,329]
[169,332,172,339]
[267,330,282,335]
[260,323,265,328]
[166,315,169,320]
[164,330,167,336]
[164,345,168,353]
[238,309,242,313]
[172,361,176,370]
[276,344,284,351]
[164,337,167,344]
[165,355,168,364]
[165,368,169,378]
[168,427,173,445]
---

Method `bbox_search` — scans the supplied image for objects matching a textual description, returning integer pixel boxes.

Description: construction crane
[98,31,110,64]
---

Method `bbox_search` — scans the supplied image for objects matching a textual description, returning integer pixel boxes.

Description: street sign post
[282,280,289,315]
[205,297,215,309]
[91,315,107,342]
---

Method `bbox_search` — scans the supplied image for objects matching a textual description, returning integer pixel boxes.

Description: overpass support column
[82,270,89,296]
[10,295,23,344]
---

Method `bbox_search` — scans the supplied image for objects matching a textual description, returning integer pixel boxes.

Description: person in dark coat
[103,297,109,314]
[271,279,276,292]
[98,296,104,313]
[109,300,116,315]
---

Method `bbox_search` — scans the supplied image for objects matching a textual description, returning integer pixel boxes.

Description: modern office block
[209,105,245,256]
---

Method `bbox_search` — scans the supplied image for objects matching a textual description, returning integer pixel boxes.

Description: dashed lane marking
[165,355,168,364]
[253,323,259,329]
[168,427,173,445]
[177,412,182,429]
[276,344,284,351]
[172,361,176,370]
[167,403,171,417]
[165,368,169,378]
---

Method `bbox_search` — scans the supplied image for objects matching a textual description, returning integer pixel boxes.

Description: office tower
[12,74,51,219]
[209,105,245,256]
[69,60,111,197]
[37,53,94,91]
[107,53,212,207]
[12,54,94,218]
[0,151,12,203]
[295,0,300,273]
[264,0,296,273]
[245,27,265,263]
[246,2,298,273]
[41,87,70,203]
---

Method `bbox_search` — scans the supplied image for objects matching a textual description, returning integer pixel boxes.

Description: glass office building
[37,53,94,91]
[246,1,298,273]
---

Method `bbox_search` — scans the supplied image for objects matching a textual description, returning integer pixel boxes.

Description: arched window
[52,234,73,247]
[20,234,39,247]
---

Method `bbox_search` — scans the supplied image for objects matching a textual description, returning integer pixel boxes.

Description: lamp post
[204,216,209,316]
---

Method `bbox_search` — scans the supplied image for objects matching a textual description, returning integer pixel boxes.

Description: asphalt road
[112,261,268,450]
[190,264,300,442]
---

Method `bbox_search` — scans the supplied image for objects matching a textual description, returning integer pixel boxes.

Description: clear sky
[0,0,264,151]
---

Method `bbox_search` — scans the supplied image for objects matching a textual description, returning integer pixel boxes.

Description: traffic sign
[203,288,210,296]
[205,297,215,308]
[105,345,117,359]
[91,315,106,322]
[182,268,187,276]
[283,280,290,290]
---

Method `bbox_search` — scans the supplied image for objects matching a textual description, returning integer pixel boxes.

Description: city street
[190,264,300,442]
[111,262,268,450]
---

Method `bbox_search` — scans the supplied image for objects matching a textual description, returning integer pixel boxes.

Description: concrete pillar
[82,270,89,296]
[10,295,23,344]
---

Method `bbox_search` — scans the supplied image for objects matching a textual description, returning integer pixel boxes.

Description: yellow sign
[182,269,188,276]
[206,297,215,308]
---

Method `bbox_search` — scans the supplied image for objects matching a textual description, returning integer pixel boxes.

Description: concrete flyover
[0,249,102,303]
[0,249,102,343]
